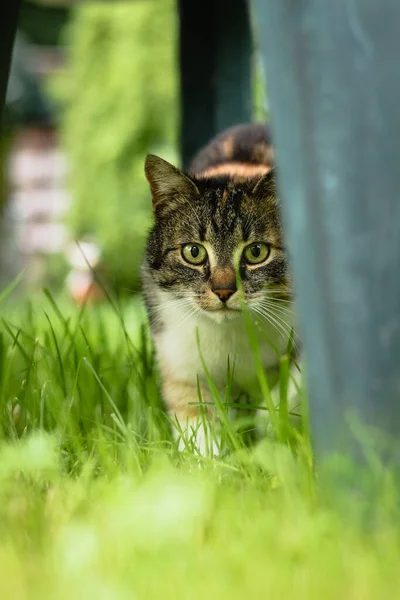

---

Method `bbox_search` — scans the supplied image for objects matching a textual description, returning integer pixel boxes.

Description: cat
[142,123,301,454]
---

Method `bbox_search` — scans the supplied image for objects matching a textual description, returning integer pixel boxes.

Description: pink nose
[213,288,236,303]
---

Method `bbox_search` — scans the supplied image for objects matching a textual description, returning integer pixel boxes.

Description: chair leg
[178,0,252,168]
[252,0,400,469]
[0,0,21,134]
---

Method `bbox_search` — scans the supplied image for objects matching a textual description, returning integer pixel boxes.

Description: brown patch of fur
[210,267,236,291]
[198,162,271,180]
[221,135,235,159]
[160,372,213,421]
[252,141,275,166]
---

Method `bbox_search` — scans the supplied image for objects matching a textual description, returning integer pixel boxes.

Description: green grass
[0,284,399,599]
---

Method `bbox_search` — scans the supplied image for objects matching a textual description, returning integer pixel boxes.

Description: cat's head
[144,155,291,323]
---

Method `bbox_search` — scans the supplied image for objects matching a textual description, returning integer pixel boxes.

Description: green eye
[181,243,207,265]
[243,243,270,265]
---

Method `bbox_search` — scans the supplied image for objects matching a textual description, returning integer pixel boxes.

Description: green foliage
[58,1,178,290]
[0,292,168,466]
[0,291,399,598]
[51,0,273,292]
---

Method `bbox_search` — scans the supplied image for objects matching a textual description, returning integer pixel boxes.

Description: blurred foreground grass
[0,286,399,599]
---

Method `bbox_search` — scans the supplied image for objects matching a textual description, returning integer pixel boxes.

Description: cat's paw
[176,421,220,457]
[255,371,302,438]
[193,423,220,457]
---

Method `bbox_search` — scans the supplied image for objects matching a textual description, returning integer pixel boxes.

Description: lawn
[0,282,399,599]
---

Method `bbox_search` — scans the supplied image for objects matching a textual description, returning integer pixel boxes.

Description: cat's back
[188,122,275,180]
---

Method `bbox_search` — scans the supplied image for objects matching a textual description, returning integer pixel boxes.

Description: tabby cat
[142,123,300,453]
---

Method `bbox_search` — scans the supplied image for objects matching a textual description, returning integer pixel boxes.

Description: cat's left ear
[251,168,278,202]
[145,154,199,215]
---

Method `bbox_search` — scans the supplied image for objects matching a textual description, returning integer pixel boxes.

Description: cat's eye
[243,243,271,265]
[181,243,207,265]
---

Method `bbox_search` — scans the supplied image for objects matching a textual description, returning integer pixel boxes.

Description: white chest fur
[154,298,295,397]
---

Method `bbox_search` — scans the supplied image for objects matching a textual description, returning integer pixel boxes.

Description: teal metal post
[252,0,400,465]
[178,0,252,168]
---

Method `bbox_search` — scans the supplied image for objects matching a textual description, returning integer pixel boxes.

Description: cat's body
[142,123,300,452]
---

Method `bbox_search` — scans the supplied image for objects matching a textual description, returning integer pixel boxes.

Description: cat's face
[144,155,291,323]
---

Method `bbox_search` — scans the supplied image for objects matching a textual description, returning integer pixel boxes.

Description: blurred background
[1,0,267,304]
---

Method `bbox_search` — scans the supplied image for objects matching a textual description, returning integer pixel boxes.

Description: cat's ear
[251,167,278,202]
[145,155,199,214]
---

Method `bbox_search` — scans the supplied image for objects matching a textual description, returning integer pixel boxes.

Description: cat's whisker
[188,210,204,232]
[258,296,293,309]
[261,294,293,303]
[253,304,298,346]
[258,299,297,318]
[261,288,293,296]
[250,304,287,337]
[268,302,296,313]
[149,297,197,330]
[176,208,203,233]
[175,305,202,329]
[260,297,294,306]
[254,295,297,319]
[263,288,292,292]
[257,309,300,354]
[259,304,298,336]
[158,308,194,331]
[261,304,295,318]
[265,310,298,344]
[150,298,193,315]
[261,309,293,341]
[250,306,288,341]
[263,295,293,301]
[176,293,202,298]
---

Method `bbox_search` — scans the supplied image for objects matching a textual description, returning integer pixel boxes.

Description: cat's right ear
[144,155,199,215]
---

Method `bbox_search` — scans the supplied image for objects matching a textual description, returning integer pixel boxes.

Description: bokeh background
[1,0,268,304]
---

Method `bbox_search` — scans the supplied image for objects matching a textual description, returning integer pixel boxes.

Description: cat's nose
[212,288,236,303]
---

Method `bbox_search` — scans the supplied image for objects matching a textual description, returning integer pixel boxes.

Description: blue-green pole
[252,0,400,466]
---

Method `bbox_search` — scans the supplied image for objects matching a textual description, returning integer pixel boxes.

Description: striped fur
[142,123,300,452]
